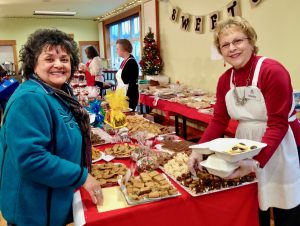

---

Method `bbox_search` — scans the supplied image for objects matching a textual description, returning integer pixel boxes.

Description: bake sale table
[139,94,238,139]
[73,156,259,226]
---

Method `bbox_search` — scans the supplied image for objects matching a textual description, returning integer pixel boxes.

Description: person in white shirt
[85,46,104,95]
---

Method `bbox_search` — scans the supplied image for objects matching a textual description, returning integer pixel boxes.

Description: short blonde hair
[214,16,258,54]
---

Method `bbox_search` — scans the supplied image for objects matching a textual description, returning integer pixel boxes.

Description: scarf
[31,74,92,172]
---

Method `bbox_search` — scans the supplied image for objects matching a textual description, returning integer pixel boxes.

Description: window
[0,40,18,76]
[109,15,141,72]
[78,41,100,64]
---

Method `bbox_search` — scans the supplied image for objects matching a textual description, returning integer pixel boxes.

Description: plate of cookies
[104,143,136,158]
[119,171,181,205]
[91,163,128,187]
[173,170,257,197]
[92,146,104,163]
[160,153,257,196]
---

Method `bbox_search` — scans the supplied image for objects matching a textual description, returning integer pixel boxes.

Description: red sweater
[200,54,298,167]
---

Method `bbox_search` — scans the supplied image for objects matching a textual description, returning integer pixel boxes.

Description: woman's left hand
[225,159,258,179]
[188,150,203,176]
[82,174,104,206]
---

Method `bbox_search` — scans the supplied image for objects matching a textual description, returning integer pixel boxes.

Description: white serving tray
[160,167,257,197]
[118,173,181,205]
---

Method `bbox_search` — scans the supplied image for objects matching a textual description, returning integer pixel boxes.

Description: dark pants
[127,85,139,112]
[259,204,300,226]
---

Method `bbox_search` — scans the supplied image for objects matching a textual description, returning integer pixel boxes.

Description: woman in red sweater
[188,17,300,226]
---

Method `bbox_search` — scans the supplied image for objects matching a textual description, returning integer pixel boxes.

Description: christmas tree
[139,28,163,75]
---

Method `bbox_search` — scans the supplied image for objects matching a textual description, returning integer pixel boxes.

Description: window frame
[102,6,142,69]
[108,15,141,69]
[78,41,100,63]
[0,40,18,74]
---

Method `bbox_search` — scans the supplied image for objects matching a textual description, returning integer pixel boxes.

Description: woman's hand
[188,151,203,176]
[82,174,103,206]
[225,159,258,179]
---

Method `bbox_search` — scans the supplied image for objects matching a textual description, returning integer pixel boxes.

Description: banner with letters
[169,0,263,34]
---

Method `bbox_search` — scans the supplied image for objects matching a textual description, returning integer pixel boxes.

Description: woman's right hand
[82,174,103,206]
[188,151,203,176]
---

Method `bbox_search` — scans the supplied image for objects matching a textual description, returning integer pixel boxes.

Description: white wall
[159,0,300,92]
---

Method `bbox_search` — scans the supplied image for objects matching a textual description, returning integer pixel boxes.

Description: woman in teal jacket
[0,29,103,226]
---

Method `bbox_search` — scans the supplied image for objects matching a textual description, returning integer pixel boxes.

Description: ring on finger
[94,189,102,195]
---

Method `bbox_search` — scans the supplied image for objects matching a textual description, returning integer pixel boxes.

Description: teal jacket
[0,79,88,226]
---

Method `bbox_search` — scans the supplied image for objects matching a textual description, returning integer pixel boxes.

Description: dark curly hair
[85,45,99,59]
[19,28,80,80]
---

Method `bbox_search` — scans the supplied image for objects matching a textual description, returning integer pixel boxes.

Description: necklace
[232,62,254,106]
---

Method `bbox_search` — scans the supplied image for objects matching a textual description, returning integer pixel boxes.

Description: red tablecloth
[80,145,259,226]
[139,94,238,137]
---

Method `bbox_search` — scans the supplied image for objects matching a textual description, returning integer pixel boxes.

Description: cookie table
[139,94,238,139]
[73,156,259,226]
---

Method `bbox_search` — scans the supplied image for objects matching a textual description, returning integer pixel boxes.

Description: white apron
[225,57,300,210]
[116,69,128,93]
[116,57,133,94]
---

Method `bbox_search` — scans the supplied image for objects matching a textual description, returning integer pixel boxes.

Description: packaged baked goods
[137,155,160,172]
[132,146,172,170]
[104,89,129,128]
[91,131,106,146]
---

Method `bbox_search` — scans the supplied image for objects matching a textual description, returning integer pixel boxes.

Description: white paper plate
[210,138,267,162]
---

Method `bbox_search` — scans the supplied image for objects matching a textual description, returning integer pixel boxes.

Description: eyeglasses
[220,37,249,51]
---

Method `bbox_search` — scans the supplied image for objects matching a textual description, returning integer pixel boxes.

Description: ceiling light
[33,11,77,16]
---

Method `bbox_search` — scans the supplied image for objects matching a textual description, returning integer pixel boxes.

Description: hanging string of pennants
[169,0,263,33]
